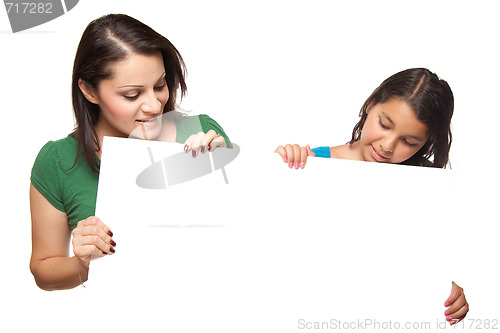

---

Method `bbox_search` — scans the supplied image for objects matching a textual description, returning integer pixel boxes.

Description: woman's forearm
[30,255,88,291]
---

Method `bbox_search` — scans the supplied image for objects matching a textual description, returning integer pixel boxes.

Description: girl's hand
[274,144,316,169]
[444,281,469,325]
[71,216,116,269]
[184,130,226,157]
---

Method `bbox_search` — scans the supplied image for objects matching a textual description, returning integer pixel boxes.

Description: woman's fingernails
[184,144,189,152]
[192,150,197,157]
[103,251,108,255]
[288,162,293,168]
[109,247,115,253]
[201,146,206,153]
[294,162,299,169]
[300,162,305,168]
[285,156,288,162]
[110,240,116,247]
[445,302,450,307]
[446,316,452,321]
[444,311,450,316]
[107,230,114,237]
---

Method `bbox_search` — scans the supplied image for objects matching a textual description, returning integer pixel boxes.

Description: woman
[30,14,231,290]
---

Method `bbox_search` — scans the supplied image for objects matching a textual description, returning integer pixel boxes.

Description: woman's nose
[141,91,162,114]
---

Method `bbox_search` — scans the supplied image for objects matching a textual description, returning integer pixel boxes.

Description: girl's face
[83,52,169,139]
[359,98,428,164]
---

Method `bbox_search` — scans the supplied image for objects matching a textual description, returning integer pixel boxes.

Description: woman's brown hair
[71,14,187,172]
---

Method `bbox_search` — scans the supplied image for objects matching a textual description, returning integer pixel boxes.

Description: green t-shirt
[31,114,231,230]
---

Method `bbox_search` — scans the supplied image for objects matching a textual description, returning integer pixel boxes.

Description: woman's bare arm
[29,183,88,290]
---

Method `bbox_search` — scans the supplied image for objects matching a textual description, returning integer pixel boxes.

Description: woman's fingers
[208,133,226,152]
[184,130,226,157]
[72,217,116,265]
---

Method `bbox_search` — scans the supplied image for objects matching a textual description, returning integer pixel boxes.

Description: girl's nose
[380,136,396,153]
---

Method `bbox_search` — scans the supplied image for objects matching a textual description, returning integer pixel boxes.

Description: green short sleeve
[198,114,232,148]
[175,114,232,148]
[31,141,65,212]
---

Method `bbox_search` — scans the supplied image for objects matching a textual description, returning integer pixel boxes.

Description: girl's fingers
[299,146,308,168]
[274,146,288,163]
[306,144,316,157]
[292,144,301,168]
[444,281,462,307]
[276,144,314,168]
[447,302,469,325]
[284,144,295,168]
[444,282,468,325]
[184,131,206,157]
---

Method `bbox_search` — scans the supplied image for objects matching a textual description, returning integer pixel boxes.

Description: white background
[1,0,499,332]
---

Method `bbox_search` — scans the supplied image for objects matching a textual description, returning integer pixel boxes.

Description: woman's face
[85,52,169,139]
[359,98,429,164]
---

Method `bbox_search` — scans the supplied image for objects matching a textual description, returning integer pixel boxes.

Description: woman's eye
[124,94,140,100]
[154,83,166,91]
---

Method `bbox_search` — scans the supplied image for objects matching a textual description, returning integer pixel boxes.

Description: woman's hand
[444,281,469,325]
[184,130,226,157]
[275,144,316,169]
[71,216,116,269]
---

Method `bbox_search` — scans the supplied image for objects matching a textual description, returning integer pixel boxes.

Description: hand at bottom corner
[444,281,469,325]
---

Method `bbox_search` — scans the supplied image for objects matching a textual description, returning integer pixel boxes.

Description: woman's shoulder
[35,135,78,168]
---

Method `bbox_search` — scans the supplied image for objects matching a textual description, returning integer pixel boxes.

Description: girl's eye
[403,139,417,147]
[378,118,389,130]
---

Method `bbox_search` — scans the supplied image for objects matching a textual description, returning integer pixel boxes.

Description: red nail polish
[184,145,189,152]
[107,230,113,237]
[110,240,116,247]
[109,247,115,253]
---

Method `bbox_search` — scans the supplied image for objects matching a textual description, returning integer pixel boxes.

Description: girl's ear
[78,79,99,104]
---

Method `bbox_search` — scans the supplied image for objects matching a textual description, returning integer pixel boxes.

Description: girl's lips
[370,145,388,162]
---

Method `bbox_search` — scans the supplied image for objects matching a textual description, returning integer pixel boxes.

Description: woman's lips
[370,145,388,162]
[136,117,159,128]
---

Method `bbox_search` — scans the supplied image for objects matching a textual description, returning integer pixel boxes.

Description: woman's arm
[30,183,86,290]
[30,184,115,290]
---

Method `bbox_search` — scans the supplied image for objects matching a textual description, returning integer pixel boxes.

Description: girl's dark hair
[71,14,187,172]
[349,68,454,168]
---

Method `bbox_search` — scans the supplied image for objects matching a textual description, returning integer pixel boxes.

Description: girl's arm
[29,184,114,290]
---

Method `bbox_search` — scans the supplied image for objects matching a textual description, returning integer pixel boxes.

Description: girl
[275,68,468,324]
[275,68,452,169]
[30,14,231,290]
